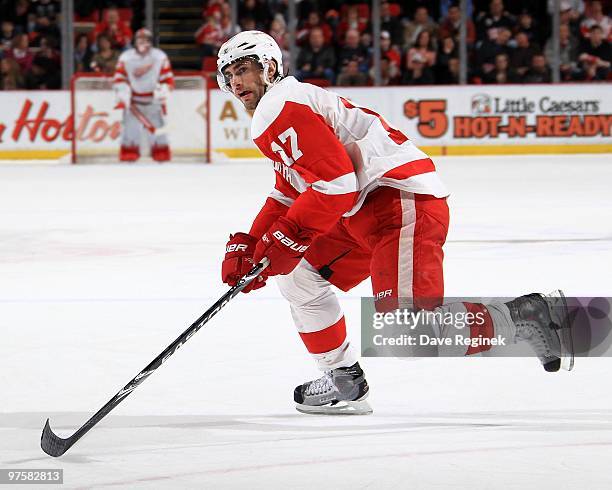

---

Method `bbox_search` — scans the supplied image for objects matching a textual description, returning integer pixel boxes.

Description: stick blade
[41,419,72,457]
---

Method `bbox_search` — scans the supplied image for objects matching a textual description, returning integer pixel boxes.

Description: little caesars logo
[471,93,600,115]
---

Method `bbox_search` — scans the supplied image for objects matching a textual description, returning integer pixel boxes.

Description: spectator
[268,14,286,48]
[578,24,611,79]
[74,33,93,73]
[0,57,25,89]
[6,33,34,74]
[38,35,60,65]
[438,5,476,45]
[295,26,336,84]
[380,30,401,71]
[239,0,266,30]
[338,59,368,86]
[515,11,540,46]
[360,31,373,59]
[439,0,475,19]
[436,36,458,82]
[336,6,368,45]
[1,20,15,51]
[92,7,133,51]
[406,30,437,72]
[482,53,519,83]
[337,28,369,72]
[476,26,513,75]
[373,56,400,85]
[297,11,333,47]
[240,17,256,31]
[10,0,30,34]
[380,1,402,46]
[219,2,240,42]
[475,0,515,42]
[31,9,60,48]
[523,53,552,82]
[195,9,223,56]
[402,50,434,85]
[24,55,60,89]
[90,34,119,74]
[548,0,584,20]
[403,6,438,50]
[545,23,579,80]
[558,0,584,40]
[580,1,611,40]
[511,32,538,78]
[441,57,461,84]
[268,14,291,75]
[31,0,59,20]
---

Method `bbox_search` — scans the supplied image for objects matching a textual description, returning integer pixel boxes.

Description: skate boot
[294,362,372,415]
[506,290,574,372]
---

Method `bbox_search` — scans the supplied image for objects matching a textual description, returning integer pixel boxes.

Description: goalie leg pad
[152,145,171,162]
[120,145,140,162]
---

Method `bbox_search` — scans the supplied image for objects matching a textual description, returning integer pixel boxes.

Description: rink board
[0,84,610,161]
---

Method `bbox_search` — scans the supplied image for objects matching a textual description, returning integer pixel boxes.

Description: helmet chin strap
[261,59,282,93]
[261,60,272,90]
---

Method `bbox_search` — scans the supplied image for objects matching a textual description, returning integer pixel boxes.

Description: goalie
[113,28,174,162]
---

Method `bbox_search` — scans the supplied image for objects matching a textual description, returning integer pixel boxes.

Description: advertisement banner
[208,83,612,158]
[1,83,610,160]
[0,92,72,159]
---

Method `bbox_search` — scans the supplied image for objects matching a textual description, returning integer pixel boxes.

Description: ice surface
[1,154,612,489]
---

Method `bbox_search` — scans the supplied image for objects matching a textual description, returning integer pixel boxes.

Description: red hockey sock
[299,316,347,354]
[462,303,495,355]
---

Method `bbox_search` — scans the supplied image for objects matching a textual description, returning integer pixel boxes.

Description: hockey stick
[129,104,158,135]
[40,259,269,457]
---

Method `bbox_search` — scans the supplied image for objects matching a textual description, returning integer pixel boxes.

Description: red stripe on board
[463,303,494,355]
[382,158,436,180]
[299,317,347,354]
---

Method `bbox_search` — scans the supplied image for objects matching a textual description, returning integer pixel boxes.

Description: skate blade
[295,399,373,416]
[545,289,575,371]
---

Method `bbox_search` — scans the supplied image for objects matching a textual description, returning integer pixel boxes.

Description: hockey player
[113,28,174,162]
[218,31,573,415]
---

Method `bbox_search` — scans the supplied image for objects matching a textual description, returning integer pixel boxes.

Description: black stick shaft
[41,259,268,456]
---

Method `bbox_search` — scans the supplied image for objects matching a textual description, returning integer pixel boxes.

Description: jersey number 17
[271,127,303,166]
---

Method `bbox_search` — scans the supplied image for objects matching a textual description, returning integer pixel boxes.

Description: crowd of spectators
[1,0,610,90]
[0,0,139,90]
[197,0,611,86]
[0,0,62,89]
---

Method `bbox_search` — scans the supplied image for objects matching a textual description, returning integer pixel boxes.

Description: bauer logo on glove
[271,230,309,253]
[253,217,312,276]
[222,232,266,293]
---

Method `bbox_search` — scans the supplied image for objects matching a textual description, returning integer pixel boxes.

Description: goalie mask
[134,28,153,54]
[217,30,284,92]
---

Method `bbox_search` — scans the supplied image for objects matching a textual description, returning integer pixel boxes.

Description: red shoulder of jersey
[251,89,358,236]
[253,100,355,186]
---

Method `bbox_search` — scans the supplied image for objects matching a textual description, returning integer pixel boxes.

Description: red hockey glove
[253,217,312,277]
[222,233,266,293]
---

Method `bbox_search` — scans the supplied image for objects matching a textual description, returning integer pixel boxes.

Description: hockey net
[71,73,209,163]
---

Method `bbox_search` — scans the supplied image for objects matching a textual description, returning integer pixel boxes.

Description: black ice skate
[294,362,372,415]
[506,290,574,372]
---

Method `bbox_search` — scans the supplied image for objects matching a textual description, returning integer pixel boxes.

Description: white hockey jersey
[113,48,174,104]
[248,76,449,239]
